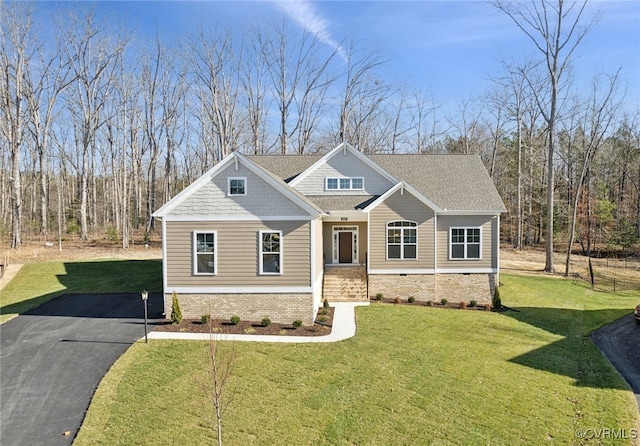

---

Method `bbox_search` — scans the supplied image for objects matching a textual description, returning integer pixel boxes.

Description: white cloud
[274,0,345,60]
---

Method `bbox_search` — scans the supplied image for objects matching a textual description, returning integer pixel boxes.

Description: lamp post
[141,290,149,343]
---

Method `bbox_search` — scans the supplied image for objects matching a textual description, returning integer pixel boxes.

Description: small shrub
[394,296,401,304]
[407,296,415,303]
[323,298,330,311]
[261,317,271,327]
[171,292,182,325]
[201,314,211,325]
[459,300,467,309]
[374,292,384,301]
[244,327,256,334]
[317,315,327,323]
[492,287,502,310]
[440,298,448,306]
[230,315,240,325]
[469,299,477,308]
[292,320,303,328]
[105,227,119,242]
[426,300,433,307]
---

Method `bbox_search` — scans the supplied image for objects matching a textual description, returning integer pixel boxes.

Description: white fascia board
[233,152,323,217]
[289,142,398,187]
[435,268,498,274]
[166,286,313,294]
[363,182,443,213]
[163,215,313,222]
[152,155,237,218]
[368,269,436,275]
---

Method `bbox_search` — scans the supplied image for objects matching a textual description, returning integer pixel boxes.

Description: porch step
[323,266,368,303]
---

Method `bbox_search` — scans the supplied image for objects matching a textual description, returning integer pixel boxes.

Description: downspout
[434,212,438,299]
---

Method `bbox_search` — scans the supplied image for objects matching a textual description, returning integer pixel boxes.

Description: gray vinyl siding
[322,222,367,264]
[436,215,497,269]
[294,149,394,196]
[166,220,311,287]
[369,190,435,270]
[169,162,309,217]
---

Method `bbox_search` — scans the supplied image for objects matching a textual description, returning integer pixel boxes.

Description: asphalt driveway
[592,314,640,410]
[0,293,164,446]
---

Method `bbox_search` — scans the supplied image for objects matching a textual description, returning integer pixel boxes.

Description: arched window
[386,221,417,260]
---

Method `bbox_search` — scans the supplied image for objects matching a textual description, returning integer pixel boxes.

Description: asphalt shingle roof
[248,153,506,212]
[305,195,379,212]
[369,154,507,211]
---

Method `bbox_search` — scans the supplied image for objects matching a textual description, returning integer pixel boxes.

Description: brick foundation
[368,274,436,301]
[164,293,315,325]
[368,273,495,305]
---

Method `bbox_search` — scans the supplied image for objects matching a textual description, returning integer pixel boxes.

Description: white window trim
[193,231,217,275]
[227,177,247,196]
[449,227,482,260]
[386,221,418,261]
[259,230,283,275]
[325,177,365,191]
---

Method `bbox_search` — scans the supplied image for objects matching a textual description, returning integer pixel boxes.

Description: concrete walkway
[0,263,23,292]
[148,301,368,343]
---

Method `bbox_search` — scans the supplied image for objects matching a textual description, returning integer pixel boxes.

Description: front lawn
[75,274,639,445]
[0,259,162,323]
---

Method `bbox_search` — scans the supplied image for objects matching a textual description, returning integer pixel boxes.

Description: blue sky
[42,1,640,116]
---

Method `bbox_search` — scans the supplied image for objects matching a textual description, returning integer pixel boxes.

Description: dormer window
[228,177,246,196]
[325,177,364,191]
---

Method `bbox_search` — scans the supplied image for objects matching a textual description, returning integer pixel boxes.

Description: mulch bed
[373,298,492,310]
[154,307,334,337]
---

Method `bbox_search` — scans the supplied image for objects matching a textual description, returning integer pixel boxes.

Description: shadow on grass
[501,306,633,390]
[1,259,162,319]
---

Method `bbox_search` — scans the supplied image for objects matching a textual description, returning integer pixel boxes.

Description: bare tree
[183,27,244,165]
[239,30,271,154]
[493,60,539,249]
[59,9,129,240]
[195,327,237,446]
[564,71,622,275]
[258,20,336,154]
[495,0,597,272]
[408,85,442,153]
[23,33,73,238]
[0,2,32,248]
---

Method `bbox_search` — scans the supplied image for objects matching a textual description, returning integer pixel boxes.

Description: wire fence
[570,257,640,296]
[590,272,640,295]
[589,256,640,271]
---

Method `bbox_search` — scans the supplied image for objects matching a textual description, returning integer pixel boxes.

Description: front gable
[367,186,436,272]
[290,143,396,196]
[153,152,322,220]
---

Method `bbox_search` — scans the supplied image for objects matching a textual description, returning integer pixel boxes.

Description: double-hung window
[259,230,282,274]
[450,227,481,259]
[194,231,216,274]
[228,177,246,196]
[387,221,417,260]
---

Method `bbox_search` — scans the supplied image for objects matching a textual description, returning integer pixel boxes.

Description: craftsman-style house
[152,143,507,324]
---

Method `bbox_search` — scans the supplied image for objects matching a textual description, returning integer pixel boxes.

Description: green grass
[0,259,162,323]
[74,273,640,445]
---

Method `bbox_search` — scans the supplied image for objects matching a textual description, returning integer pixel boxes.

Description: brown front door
[339,232,353,263]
